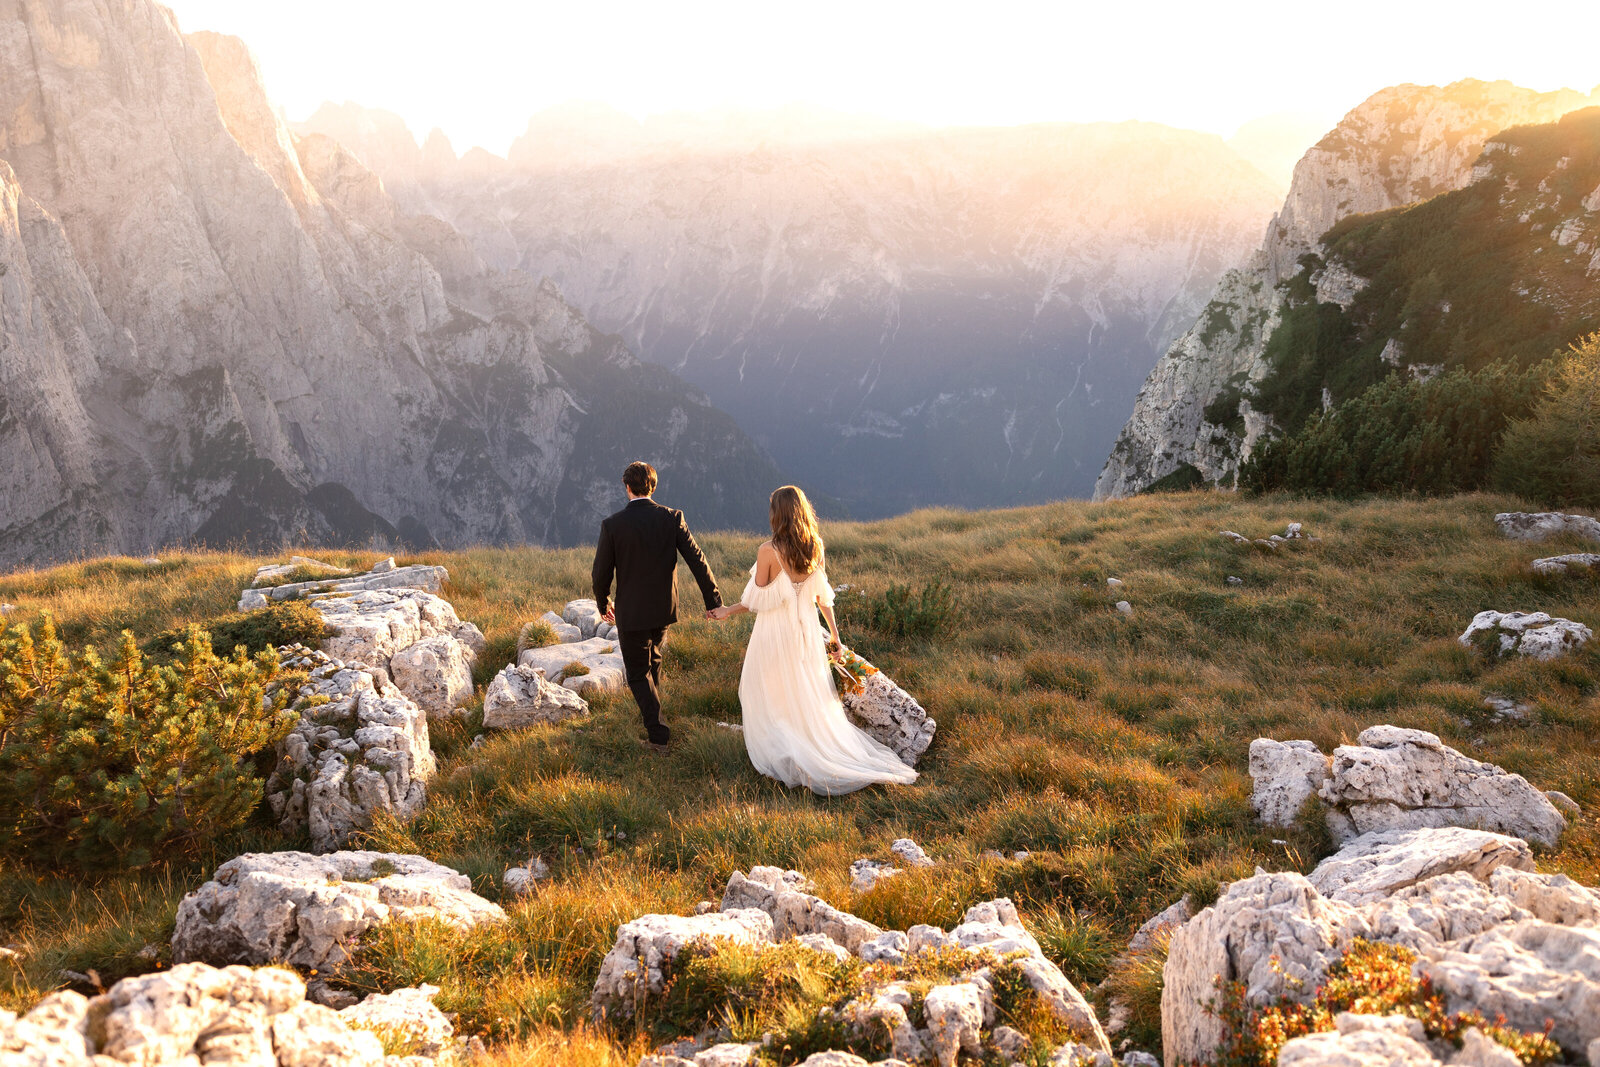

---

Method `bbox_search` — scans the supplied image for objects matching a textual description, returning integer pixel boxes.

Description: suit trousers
[618,626,669,744]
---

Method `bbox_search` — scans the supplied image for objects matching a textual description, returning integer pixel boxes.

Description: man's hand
[602,608,615,624]
[704,609,719,620]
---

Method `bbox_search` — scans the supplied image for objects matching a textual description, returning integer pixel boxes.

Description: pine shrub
[852,580,958,639]
[143,599,327,662]
[0,615,299,869]
[1492,333,1600,507]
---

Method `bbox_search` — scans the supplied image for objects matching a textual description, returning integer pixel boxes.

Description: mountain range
[298,103,1284,517]
[0,0,779,568]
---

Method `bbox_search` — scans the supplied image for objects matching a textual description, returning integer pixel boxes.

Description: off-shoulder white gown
[737,560,918,795]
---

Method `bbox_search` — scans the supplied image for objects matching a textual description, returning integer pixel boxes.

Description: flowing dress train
[737,561,918,795]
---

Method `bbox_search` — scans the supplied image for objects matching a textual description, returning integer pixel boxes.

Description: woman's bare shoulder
[756,540,777,558]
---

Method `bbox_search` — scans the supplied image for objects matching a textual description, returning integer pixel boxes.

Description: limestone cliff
[0,0,777,567]
[1095,79,1600,500]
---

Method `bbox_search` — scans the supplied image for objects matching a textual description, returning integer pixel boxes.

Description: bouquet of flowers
[826,639,879,695]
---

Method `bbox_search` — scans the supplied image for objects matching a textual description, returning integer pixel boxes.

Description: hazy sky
[162,0,1600,157]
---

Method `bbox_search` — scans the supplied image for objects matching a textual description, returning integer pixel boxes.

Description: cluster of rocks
[849,838,939,893]
[1250,725,1572,847]
[1219,522,1316,550]
[241,559,485,719]
[173,851,506,971]
[238,557,449,610]
[1459,610,1592,661]
[266,646,436,852]
[1161,825,1600,1066]
[0,961,453,1067]
[512,599,627,696]
[598,866,1109,1067]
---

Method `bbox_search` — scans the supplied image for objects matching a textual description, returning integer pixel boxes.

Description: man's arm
[592,519,617,618]
[675,512,723,611]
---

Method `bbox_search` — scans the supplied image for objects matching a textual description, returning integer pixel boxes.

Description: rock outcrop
[0,963,417,1066]
[1459,611,1592,662]
[1249,727,1567,846]
[1098,81,1600,499]
[1496,511,1600,544]
[172,851,505,970]
[265,646,436,852]
[310,588,484,715]
[0,0,779,569]
[1161,826,1600,1066]
[1532,553,1600,576]
[518,636,627,695]
[238,559,446,611]
[604,866,1108,1062]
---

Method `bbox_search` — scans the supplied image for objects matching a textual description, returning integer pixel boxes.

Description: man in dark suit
[592,461,724,753]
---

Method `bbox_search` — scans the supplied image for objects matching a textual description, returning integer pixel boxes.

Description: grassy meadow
[1,491,1598,1062]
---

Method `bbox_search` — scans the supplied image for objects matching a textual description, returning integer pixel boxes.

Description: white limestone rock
[890,838,936,868]
[239,562,449,611]
[1308,827,1535,906]
[0,991,93,1064]
[1421,921,1600,1052]
[1277,1023,1438,1067]
[312,588,484,702]
[1127,896,1192,956]
[563,598,606,639]
[171,851,506,970]
[337,985,452,1057]
[1319,727,1568,846]
[518,636,627,695]
[532,611,584,645]
[840,667,936,766]
[1162,872,1368,1064]
[850,858,902,894]
[590,909,775,1021]
[1495,511,1600,544]
[923,983,984,1067]
[950,899,1043,957]
[265,647,435,853]
[1249,738,1330,827]
[1531,553,1600,576]
[842,982,925,1061]
[794,932,853,963]
[857,930,910,964]
[388,633,477,718]
[483,663,590,729]
[1459,610,1592,661]
[503,857,551,897]
[720,868,882,952]
[254,557,351,586]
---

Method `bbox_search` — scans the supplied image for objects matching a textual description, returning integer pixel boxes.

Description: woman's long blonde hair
[769,486,823,576]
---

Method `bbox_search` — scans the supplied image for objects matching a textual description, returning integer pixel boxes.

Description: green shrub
[144,600,327,662]
[0,616,298,868]
[1209,940,1560,1067]
[1492,334,1600,507]
[851,580,957,640]
[518,620,559,654]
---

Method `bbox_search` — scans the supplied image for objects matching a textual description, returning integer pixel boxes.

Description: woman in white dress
[710,486,918,795]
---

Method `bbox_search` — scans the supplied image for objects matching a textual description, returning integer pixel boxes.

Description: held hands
[707,605,739,621]
[602,608,615,625]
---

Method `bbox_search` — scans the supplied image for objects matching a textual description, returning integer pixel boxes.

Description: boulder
[1423,922,1600,1052]
[483,664,590,729]
[1307,827,1535,906]
[1495,511,1600,544]
[172,851,506,970]
[1249,738,1329,827]
[518,635,627,695]
[890,838,936,867]
[238,561,450,611]
[1531,553,1600,576]
[311,588,485,707]
[265,646,435,853]
[950,898,1043,956]
[1319,727,1567,846]
[388,634,477,718]
[563,598,606,639]
[253,556,350,586]
[1459,610,1592,661]
[1276,1019,1438,1067]
[502,857,551,897]
[840,667,936,766]
[590,909,775,1020]
[923,983,984,1067]
[1128,896,1192,956]
[0,962,394,1066]
[337,985,452,1057]
[849,858,902,893]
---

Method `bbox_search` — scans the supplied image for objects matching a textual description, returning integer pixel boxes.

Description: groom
[592,461,724,753]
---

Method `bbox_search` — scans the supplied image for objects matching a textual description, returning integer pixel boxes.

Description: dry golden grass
[2,491,1598,1051]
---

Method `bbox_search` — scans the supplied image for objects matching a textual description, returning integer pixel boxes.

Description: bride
[710,486,918,795]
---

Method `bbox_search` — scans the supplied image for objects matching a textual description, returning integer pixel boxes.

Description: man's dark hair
[623,461,658,497]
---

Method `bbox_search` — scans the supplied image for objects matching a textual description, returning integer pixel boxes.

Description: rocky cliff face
[0,0,777,567]
[300,106,1282,516]
[1095,79,1600,500]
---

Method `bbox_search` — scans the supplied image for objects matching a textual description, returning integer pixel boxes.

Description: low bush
[0,616,298,868]
[848,580,958,640]
[1492,333,1600,507]
[1208,940,1560,1067]
[144,600,327,662]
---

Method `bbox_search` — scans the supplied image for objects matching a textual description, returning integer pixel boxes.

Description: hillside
[299,104,1283,516]
[1,493,1597,1064]
[0,0,778,569]
[1096,79,1600,500]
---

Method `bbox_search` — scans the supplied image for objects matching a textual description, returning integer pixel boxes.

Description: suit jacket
[592,498,723,631]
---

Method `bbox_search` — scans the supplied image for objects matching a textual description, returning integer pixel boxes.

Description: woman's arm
[818,600,842,647]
